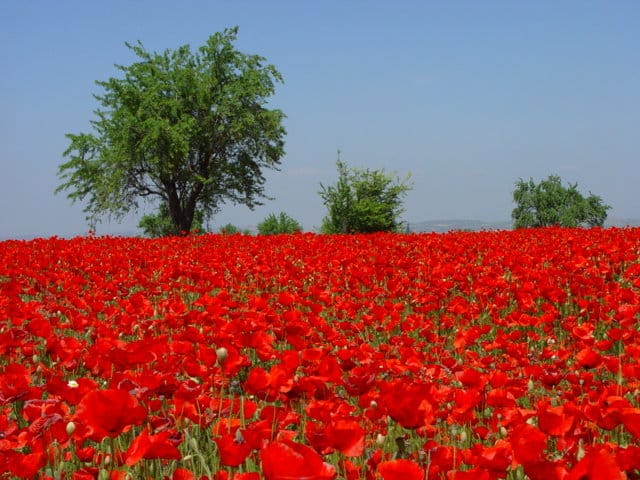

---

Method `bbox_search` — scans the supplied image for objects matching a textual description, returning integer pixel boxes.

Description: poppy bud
[376,433,386,446]
[66,421,76,436]
[576,440,585,460]
[216,347,228,364]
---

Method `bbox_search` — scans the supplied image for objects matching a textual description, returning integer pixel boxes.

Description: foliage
[319,160,412,233]
[512,175,610,228]
[138,202,205,237]
[257,212,302,235]
[57,27,286,234]
[218,222,251,235]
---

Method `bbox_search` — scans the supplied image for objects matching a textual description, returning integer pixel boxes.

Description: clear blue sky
[2,1,639,237]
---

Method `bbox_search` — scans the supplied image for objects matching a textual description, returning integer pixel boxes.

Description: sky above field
[1,1,639,237]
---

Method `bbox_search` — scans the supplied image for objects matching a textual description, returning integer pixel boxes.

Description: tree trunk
[166,186,190,235]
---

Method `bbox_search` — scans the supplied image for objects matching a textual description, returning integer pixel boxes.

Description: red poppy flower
[4,450,47,479]
[473,439,512,471]
[72,468,100,480]
[575,347,602,369]
[125,429,182,465]
[232,474,260,480]
[215,432,252,467]
[510,423,547,466]
[0,364,36,403]
[565,446,624,480]
[446,467,491,480]
[537,402,576,436]
[379,380,434,429]
[327,419,365,457]
[261,439,336,480]
[73,389,147,441]
[108,471,130,480]
[377,459,424,480]
[172,468,195,480]
[45,376,99,405]
[621,408,640,439]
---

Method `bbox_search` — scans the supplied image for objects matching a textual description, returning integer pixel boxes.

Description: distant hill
[605,217,640,228]
[408,217,640,233]
[408,220,512,233]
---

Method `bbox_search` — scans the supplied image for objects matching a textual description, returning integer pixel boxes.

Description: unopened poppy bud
[576,440,585,461]
[375,433,386,446]
[499,426,507,437]
[66,421,76,436]
[527,378,535,391]
[216,347,228,364]
[459,430,467,442]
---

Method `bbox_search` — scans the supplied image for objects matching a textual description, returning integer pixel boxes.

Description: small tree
[512,175,610,228]
[57,27,286,234]
[219,223,239,234]
[257,212,302,235]
[319,160,412,233]
[218,223,251,234]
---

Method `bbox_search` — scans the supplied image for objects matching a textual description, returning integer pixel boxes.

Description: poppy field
[1,228,640,480]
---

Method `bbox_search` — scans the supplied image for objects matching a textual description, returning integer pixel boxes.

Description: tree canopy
[57,27,286,234]
[512,175,610,228]
[319,159,412,234]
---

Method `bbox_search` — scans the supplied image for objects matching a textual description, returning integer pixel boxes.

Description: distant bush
[319,159,412,234]
[257,212,302,235]
[219,223,240,234]
[512,175,610,228]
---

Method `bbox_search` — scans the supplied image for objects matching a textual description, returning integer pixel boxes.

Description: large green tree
[57,27,286,234]
[512,175,610,228]
[319,159,412,233]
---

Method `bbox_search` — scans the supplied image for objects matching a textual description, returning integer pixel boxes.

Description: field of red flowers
[1,228,640,479]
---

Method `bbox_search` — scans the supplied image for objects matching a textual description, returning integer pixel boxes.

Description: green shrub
[319,159,412,233]
[257,212,302,235]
